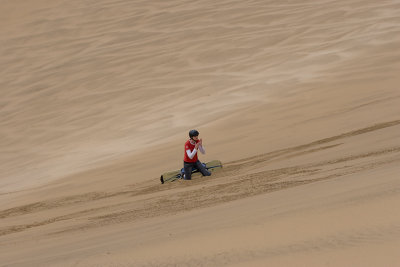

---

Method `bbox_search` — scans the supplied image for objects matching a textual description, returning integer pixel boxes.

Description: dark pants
[183,160,211,180]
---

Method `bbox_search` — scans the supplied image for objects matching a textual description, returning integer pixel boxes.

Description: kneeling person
[183,129,211,180]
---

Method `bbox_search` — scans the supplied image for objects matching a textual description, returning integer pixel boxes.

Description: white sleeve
[198,145,205,154]
[186,148,197,159]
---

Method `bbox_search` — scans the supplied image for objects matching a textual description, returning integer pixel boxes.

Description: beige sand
[1,0,400,266]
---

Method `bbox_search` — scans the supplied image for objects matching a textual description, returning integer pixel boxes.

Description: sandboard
[160,160,222,184]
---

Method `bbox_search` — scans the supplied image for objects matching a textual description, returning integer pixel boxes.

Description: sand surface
[1,0,400,266]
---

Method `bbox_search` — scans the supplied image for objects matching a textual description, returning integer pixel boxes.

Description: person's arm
[198,139,205,154]
[198,145,205,154]
[186,148,198,159]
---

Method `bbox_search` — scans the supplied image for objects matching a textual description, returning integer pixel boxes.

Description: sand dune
[1,0,400,266]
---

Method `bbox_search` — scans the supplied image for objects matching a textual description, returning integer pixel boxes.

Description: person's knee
[184,173,191,179]
[184,171,192,180]
[183,165,193,180]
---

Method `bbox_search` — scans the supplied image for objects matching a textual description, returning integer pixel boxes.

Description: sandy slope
[1,0,400,266]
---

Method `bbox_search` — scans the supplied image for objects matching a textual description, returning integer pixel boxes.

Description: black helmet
[189,129,199,138]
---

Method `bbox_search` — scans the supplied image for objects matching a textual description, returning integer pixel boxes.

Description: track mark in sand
[225,143,343,172]
[1,120,399,237]
[0,192,112,219]
[70,146,400,233]
[0,182,167,219]
[227,119,400,167]
[0,208,102,237]
[2,120,398,219]
[309,147,400,168]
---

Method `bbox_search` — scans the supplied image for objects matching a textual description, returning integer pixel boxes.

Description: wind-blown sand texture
[1,0,400,266]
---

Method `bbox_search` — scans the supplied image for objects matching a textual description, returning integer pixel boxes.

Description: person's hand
[195,142,200,149]
[198,139,203,146]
